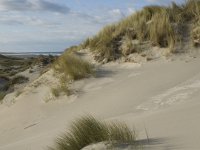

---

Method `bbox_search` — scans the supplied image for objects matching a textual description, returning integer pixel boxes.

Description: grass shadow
[95,68,115,78]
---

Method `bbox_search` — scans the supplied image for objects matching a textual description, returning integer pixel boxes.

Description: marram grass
[148,10,176,49]
[53,53,94,81]
[77,0,200,62]
[49,116,136,150]
[52,53,94,96]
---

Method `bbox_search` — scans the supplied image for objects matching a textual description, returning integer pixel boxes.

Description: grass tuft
[49,116,136,150]
[108,121,136,144]
[52,53,94,97]
[0,92,6,102]
[54,53,94,81]
[51,83,71,98]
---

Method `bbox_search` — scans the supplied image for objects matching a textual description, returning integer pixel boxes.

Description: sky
[0,0,185,52]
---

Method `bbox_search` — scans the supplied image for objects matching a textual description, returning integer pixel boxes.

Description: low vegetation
[52,53,94,96]
[0,55,32,77]
[0,54,57,102]
[0,76,10,91]
[0,75,28,102]
[0,92,6,102]
[49,116,136,150]
[62,0,200,62]
[0,54,56,77]
[54,53,94,81]
[10,75,29,85]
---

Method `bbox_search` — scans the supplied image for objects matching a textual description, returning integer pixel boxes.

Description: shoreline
[0,52,63,58]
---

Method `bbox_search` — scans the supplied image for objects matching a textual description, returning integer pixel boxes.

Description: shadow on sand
[112,138,182,150]
[95,68,115,78]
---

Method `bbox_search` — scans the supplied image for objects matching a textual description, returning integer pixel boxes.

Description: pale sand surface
[0,55,200,149]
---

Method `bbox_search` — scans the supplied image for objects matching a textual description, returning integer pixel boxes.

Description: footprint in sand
[137,80,200,111]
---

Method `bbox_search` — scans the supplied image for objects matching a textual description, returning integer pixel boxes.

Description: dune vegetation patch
[10,75,29,85]
[52,53,94,96]
[0,75,29,102]
[0,92,6,103]
[51,0,200,97]
[63,0,200,62]
[49,116,136,150]
[54,53,94,81]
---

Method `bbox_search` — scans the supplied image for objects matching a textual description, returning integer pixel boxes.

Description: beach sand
[0,54,200,150]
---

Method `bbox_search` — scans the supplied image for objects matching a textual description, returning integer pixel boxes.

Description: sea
[0,51,62,57]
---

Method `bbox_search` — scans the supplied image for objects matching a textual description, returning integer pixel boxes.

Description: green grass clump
[54,53,94,81]
[107,121,136,144]
[52,53,94,97]
[49,116,136,150]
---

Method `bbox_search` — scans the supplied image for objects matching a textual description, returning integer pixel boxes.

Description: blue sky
[0,0,185,52]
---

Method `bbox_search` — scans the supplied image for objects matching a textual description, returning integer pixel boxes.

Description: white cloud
[0,1,132,52]
[127,8,135,15]
[0,0,70,14]
[109,9,124,17]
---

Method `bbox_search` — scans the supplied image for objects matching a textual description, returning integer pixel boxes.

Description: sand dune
[0,54,200,150]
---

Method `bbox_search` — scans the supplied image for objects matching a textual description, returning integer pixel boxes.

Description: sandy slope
[0,54,200,150]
